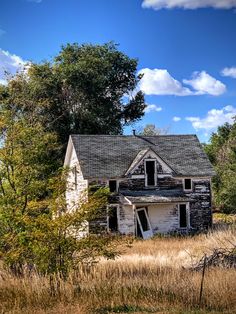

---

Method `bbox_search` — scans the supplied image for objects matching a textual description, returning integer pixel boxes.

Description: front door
[136,208,153,239]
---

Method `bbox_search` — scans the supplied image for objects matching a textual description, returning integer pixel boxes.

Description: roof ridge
[71,134,197,137]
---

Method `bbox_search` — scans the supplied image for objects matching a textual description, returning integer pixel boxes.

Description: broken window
[179,204,187,228]
[145,160,156,186]
[184,178,192,190]
[109,180,117,192]
[108,206,118,232]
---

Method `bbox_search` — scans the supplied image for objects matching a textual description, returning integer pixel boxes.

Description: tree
[0,42,146,160]
[138,124,169,136]
[204,119,236,213]
[0,101,118,277]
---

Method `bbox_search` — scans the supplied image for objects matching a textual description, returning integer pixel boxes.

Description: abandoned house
[64,134,215,239]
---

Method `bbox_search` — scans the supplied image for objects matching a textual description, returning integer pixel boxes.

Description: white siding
[118,205,135,235]
[65,145,88,212]
[147,204,179,234]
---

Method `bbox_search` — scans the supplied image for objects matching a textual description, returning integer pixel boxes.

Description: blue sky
[1,0,236,141]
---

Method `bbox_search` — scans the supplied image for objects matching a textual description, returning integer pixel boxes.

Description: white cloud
[145,104,162,113]
[0,49,26,85]
[183,71,226,96]
[186,105,236,130]
[139,68,226,97]
[142,0,236,10]
[173,116,181,122]
[139,68,192,96]
[221,67,236,78]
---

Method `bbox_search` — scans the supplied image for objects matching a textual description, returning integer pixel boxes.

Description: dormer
[125,147,174,187]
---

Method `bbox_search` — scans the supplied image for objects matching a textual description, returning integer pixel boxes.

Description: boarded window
[145,160,155,186]
[109,180,117,192]
[184,178,192,190]
[179,204,187,228]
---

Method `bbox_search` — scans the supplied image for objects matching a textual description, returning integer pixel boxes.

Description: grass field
[0,220,235,314]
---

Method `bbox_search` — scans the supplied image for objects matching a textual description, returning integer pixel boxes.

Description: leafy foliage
[204,120,236,213]
[0,42,146,160]
[138,123,169,136]
[0,101,118,277]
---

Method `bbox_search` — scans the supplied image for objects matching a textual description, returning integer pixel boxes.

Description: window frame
[73,166,78,190]
[178,203,190,229]
[107,204,119,232]
[183,178,192,192]
[144,159,157,187]
[108,180,118,192]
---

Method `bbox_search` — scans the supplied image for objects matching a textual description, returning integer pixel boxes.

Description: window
[179,204,187,228]
[145,160,156,186]
[184,178,192,191]
[73,166,77,189]
[108,206,118,232]
[109,180,117,192]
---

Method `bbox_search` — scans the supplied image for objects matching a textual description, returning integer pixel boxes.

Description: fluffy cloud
[142,0,236,10]
[221,67,236,78]
[145,104,162,113]
[173,116,181,122]
[139,68,226,96]
[0,48,26,85]
[139,68,192,96]
[183,71,226,96]
[186,105,236,130]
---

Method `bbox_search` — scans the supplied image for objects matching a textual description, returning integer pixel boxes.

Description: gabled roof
[125,147,174,176]
[68,134,216,179]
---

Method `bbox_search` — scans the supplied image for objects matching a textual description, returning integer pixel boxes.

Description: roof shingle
[70,134,215,179]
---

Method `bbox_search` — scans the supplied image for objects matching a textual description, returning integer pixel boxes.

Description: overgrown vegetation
[204,119,236,213]
[0,76,118,277]
[0,227,235,314]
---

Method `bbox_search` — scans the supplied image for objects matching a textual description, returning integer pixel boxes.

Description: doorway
[136,207,153,239]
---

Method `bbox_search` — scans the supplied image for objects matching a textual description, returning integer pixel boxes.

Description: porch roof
[120,189,192,204]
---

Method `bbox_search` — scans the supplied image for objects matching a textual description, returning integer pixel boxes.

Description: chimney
[132,129,136,136]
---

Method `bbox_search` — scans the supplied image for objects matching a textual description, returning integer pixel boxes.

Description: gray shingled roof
[121,189,192,204]
[70,134,215,179]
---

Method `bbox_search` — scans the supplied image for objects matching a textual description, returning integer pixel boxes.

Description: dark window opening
[145,160,155,186]
[108,207,118,232]
[184,178,192,190]
[109,180,117,192]
[179,204,187,228]
[73,166,77,189]
[137,209,150,232]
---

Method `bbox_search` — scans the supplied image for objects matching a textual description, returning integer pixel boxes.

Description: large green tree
[0,100,118,276]
[204,120,236,213]
[0,42,146,160]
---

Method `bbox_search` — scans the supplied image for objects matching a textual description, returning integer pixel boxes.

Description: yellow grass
[0,226,235,314]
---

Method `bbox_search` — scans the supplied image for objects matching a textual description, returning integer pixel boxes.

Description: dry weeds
[0,227,235,314]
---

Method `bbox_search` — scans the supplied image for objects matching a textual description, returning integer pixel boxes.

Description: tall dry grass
[0,227,235,314]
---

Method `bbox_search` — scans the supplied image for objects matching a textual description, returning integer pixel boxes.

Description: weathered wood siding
[119,205,135,235]
[187,179,212,231]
